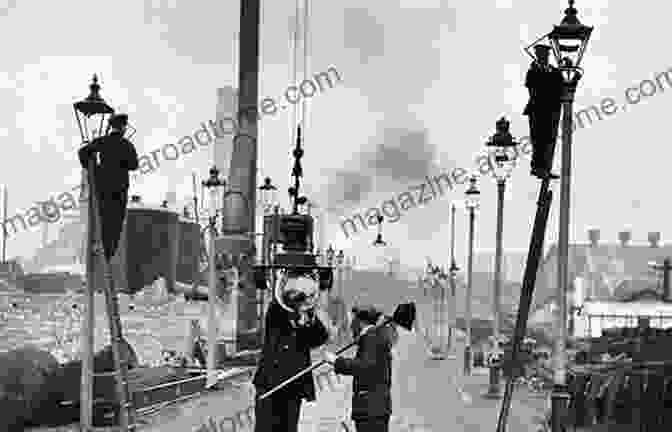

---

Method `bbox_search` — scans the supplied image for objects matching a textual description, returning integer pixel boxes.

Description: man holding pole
[252,272,330,432]
[324,304,397,432]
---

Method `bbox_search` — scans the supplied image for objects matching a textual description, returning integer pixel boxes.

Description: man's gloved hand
[323,351,337,365]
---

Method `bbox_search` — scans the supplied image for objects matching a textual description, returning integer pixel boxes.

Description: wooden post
[80,162,95,431]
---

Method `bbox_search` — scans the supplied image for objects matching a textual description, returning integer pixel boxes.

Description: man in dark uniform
[78,113,139,261]
[324,304,396,432]
[523,44,565,180]
[253,273,330,432]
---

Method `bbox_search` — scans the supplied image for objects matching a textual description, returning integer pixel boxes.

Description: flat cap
[109,113,128,128]
[351,304,382,324]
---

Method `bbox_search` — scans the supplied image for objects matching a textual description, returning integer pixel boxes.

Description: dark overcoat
[333,325,394,420]
[252,300,329,401]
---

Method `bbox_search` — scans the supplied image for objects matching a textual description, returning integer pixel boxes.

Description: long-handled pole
[465,205,475,375]
[552,76,579,432]
[257,303,415,402]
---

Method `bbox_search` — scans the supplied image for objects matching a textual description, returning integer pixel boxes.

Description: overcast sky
[0,0,669,271]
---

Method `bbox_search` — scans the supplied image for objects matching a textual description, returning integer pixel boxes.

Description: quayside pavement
[135,325,546,432]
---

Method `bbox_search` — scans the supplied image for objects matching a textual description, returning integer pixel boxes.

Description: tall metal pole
[448,203,458,354]
[487,179,505,397]
[1,185,7,263]
[552,79,578,432]
[465,206,475,375]
[206,189,218,384]
[80,166,95,431]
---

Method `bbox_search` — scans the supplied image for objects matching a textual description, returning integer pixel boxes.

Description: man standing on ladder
[78,113,139,261]
[524,44,563,180]
[78,112,139,429]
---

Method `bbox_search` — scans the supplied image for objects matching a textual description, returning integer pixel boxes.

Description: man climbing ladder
[79,112,140,430]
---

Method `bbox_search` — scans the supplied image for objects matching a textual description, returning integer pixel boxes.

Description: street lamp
[373,215,387,247]
[73,74,115,430]
[464,175,480,376]
[258,177,277,267]
[373,214,386,247]
[484,117,518,399]
[530,2,593,431]
[326,244,335,267]
[202,166,225,381]
[258,177,278,216]
[448,202,460,356]
[336,250,345,338]
[336,249,345,286]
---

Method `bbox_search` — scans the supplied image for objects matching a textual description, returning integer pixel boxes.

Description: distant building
[472,249,528,283]
[532,228,672,338]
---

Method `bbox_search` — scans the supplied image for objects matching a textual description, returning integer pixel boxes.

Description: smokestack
[648,232,661,248]
[588,229,600,247]
[618,230,631,247]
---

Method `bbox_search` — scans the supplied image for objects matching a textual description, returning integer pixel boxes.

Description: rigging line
[292,0,300,139]
[301,0,310,131]
[233,31,239,91]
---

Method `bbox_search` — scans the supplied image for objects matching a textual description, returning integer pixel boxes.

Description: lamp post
[336,250,345,344]
[258,176,277,336]
[484,117,518,398]
[530,2,593,430]
[373,214,387,247]
[437,267,449,358]
[464,175,480,376]
[202,166,225,384]
[336,250,345,300]
[449,203,459,356]
[73,75,114,431]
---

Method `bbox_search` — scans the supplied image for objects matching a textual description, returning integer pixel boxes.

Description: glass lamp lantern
[73,75,115,143]
[464,175,481,210]
[258,177,278,216]
[326,245,335,267]
[73,75,115,202]
[486,117,518,181]
[548,0,593,81]
[336,250,344,267]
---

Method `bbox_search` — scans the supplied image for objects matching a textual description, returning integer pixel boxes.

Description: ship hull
[18,272,83,294]
[91,207,201,295]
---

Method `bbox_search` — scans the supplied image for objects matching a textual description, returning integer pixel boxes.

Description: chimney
[648,232,661,248]
[618,230,631,247]
[588,229,600,247]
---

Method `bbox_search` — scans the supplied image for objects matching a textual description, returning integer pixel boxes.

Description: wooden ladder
[87,163,137,431]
